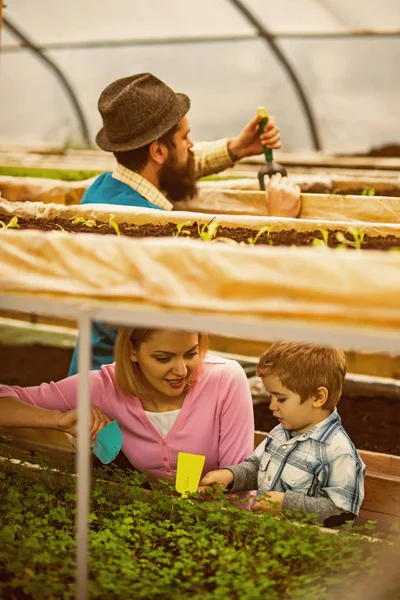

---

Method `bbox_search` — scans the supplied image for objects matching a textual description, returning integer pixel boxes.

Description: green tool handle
[259,116,273,163]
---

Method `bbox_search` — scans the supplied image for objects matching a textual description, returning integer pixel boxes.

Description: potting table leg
[76,314,92,600]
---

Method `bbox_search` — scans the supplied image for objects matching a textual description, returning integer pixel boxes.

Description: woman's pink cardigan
[0,354,254,480]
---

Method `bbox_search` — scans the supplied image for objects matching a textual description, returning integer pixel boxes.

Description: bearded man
[69,72,300,375]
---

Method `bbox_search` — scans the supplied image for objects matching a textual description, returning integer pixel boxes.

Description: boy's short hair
[256,342,346,410]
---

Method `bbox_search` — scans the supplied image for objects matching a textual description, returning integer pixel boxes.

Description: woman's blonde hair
[114,328,208,396]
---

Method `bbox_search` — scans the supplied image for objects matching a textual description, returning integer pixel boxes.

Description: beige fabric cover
[186,189,400,222]
[0,176,97,205]
[199,174,400,193]
[1,198,400,238]
[1,230,400,331]
[1,175,400,222]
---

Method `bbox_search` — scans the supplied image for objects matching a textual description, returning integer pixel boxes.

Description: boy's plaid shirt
[248,410,365,514]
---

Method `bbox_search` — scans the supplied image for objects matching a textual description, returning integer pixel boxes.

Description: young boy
[200,342,366,527]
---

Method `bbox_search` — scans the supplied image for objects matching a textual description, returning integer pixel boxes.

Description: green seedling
[247,225,276,245]
[336,227,365,250]
[54,224,66,232]
[361,188,375,196]
[109,214,121,236]
[72,217,96,228]
[312,228,329,247]
[173,221,192,238]
[197,218,220,242]
[0,216,20,229]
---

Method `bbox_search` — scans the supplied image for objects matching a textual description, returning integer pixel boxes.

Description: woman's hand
[58,406,111,441]
[199,468,234,492]
[265,173,301,218]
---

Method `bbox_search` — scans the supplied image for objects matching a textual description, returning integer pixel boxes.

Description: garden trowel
[256,106,287,190]
[175,452,206,498]
[93,420,123,464]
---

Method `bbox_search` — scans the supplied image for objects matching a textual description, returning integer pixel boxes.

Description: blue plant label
[93,420,123,464]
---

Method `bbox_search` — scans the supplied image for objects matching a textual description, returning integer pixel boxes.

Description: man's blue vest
[68,172,164,376]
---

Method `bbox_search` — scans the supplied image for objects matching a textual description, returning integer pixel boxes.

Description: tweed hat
[96,73,190,152]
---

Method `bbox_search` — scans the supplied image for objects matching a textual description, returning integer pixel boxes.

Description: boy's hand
[252,492,285,514]
[199,468,234,492]
[265,173,301,218]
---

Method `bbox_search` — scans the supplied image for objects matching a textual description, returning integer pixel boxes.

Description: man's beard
[159,149,197,202]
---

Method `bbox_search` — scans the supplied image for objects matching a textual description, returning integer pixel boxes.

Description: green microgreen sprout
[108,214,121,236]
[197,218,220,242]
[312,228,329,247]
[0,216,20,229]
[173,221,192,238]
[247,225,276,245]
[361,188,376,196]
[336,227,365,250]
[72,217,96,228]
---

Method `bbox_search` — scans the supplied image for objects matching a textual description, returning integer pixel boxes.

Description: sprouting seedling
[173,221,192,238]
[312,228,329,247]
[361,188,375,196]
[54,224,66,232]
[348,227,365,249]
[108,214,120,236]
[336,227,365,250]
[72,217,96,228]
[247,225,276,245]
[0,216,19,229]
[197,218,220,242]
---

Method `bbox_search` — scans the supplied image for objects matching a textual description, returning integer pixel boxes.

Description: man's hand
[58,406,111,441]
[199,468,234,492]
[228,114,281,160]
[252,491,285,514]
[265,173,301,218]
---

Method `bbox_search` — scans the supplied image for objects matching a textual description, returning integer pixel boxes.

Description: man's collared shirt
[111,138,234,211]
[112,165,173,211]
[230,410,365,515]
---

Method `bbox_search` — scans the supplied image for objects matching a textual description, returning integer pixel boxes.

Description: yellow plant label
[175,452,206,498]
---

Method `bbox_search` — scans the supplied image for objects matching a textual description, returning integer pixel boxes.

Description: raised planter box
[200,173,400,197]
[1,173,400,222]
[1,198,400,250]
[1,454,391,600]
[1,215,399,598]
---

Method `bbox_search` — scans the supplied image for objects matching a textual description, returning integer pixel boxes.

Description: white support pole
[75,315,92,600]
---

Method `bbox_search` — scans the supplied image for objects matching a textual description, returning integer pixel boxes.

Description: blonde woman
[0,328,254,480]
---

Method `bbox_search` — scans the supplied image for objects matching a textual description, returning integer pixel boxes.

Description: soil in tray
[308,185,400,197]
[1,343,398,457]
[0,343,72,387]
[2,213,400,250]
[254,396,400,457]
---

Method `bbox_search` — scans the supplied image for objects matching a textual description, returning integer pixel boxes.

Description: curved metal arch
[229,0,322,151]
[3,16,91,148]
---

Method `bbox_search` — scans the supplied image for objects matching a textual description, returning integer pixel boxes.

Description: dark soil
[339,144,400,158]
[1,343,398,457]
[2,213,400,250]
[303,184,400,197]
[0,343,72,387]
[254,395,400,457]
[364,144,400,158]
